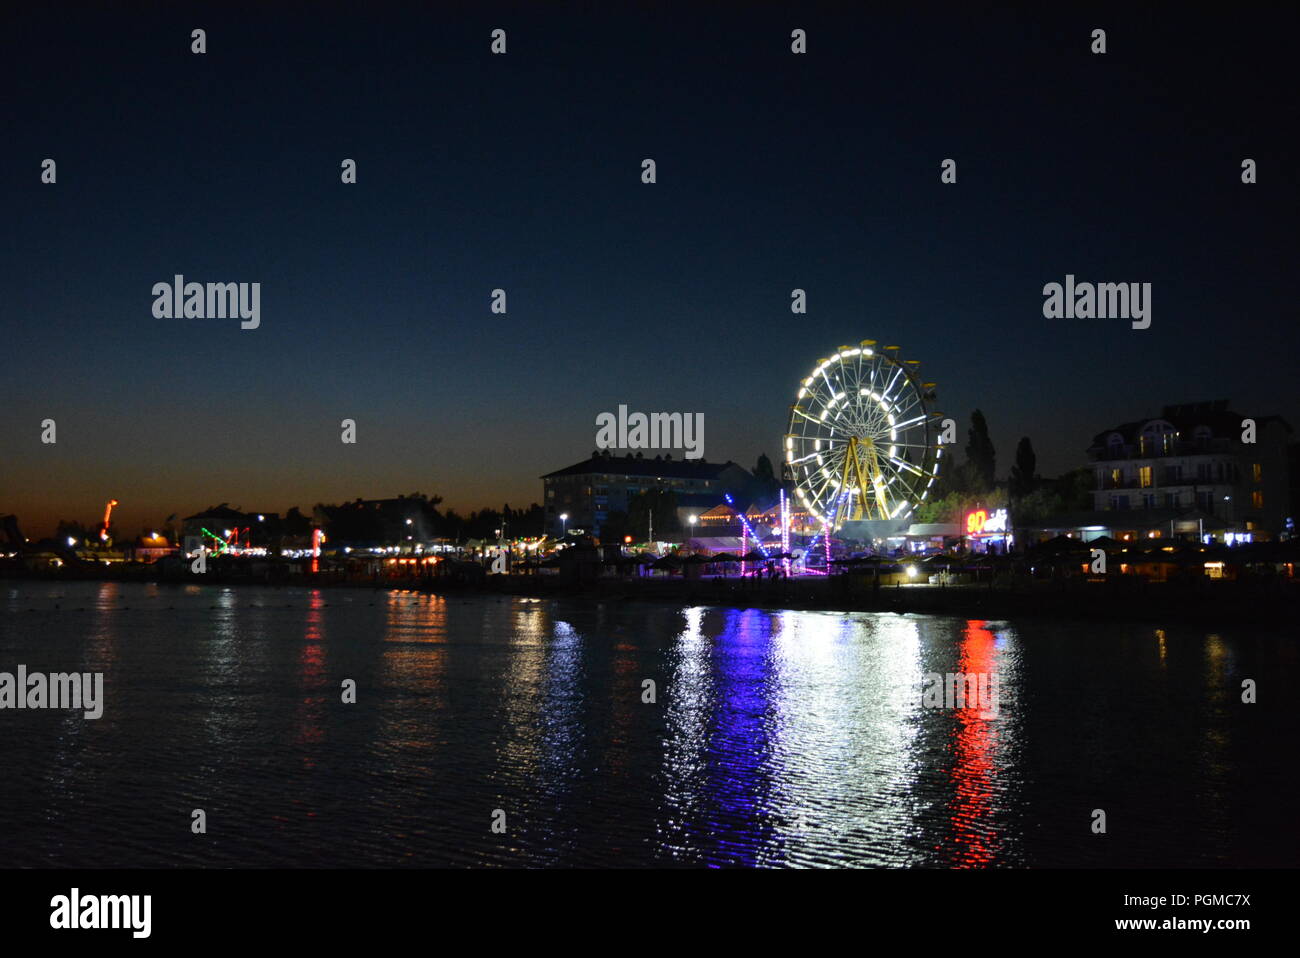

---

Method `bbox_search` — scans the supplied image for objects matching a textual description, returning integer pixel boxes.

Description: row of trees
[291,496,547,545]
[438,503,545,541]
[913,410,1092,525]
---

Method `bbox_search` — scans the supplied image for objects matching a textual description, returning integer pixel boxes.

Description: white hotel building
[1086,400,1291,538]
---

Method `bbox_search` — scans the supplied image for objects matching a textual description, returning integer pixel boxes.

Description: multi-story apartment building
[1087,400,1292,537]
[541,451,751,537]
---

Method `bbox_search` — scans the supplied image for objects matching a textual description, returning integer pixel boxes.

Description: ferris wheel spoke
[791,406,829,428]
[888,390,920,414]
[880,366,904,401]
[805,475,836,513]
[891,414,928,430]
[889,438,933,452]
[886,455,926,477]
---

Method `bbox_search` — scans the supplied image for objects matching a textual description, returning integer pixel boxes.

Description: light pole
[560,513,568,538]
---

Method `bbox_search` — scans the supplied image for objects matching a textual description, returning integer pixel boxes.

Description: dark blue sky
[4,4,1296,536]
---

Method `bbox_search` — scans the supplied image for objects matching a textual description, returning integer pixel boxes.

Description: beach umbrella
[1030,534,1088,555]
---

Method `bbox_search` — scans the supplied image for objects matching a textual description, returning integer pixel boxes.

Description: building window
[1164,492,1178,509]
[1110,468,1122,489]
[1197,491,1213,513]
[1142,493,1156,509]
[1138,466,1153,488]
[1196,463,1211,481]
[1109,495,1127,511]
[1253,463,1262,483]
[1252,491,1263,509]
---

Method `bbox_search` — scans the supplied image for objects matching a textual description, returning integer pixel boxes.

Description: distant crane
[99,499,119,543]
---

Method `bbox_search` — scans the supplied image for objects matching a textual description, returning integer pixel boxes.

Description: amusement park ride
[97,499,119,544]
[785,340,944,539]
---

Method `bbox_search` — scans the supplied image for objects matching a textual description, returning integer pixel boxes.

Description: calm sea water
[0,580,1295,868]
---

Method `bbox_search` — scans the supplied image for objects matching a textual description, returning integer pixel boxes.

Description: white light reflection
[659,607,712,861]
[763,611,922,866]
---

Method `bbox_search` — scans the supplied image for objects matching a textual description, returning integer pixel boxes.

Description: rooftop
[1089,400,1291,448]
[541,453,748,482]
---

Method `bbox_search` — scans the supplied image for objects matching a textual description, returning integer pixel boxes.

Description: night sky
[4,4,1296,537]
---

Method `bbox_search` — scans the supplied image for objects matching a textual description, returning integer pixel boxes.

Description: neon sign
[966,508,1008,535]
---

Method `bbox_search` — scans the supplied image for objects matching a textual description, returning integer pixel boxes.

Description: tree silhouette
[1010,436,1037,497]
[750,453,781,505]
[965,410,997,493]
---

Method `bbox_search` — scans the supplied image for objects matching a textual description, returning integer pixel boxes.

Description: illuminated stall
[964,507,1012,554]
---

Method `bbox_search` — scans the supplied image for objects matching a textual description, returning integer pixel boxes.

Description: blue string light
[724,493,772,562]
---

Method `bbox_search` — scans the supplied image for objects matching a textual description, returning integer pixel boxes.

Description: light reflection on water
[0,582,1295,868]
[657,609,1021,868]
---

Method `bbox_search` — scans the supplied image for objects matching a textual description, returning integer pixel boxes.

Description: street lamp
[560,513,568,537]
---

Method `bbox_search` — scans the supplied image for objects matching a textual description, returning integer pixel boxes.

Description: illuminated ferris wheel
[785,340,943,531]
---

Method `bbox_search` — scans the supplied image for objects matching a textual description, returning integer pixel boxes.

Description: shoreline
[3,571,1296,627]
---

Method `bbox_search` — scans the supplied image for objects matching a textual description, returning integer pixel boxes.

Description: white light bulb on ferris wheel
[784,340,942,533]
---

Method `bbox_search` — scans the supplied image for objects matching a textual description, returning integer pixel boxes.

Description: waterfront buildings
[1029,509,1229,544]
[181,505,281,555]
[1086,400,1292,538]
[127,532,178,563]
[541,451,751,537]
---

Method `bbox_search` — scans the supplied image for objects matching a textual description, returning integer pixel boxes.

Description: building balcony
[1089,439,1232,462]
